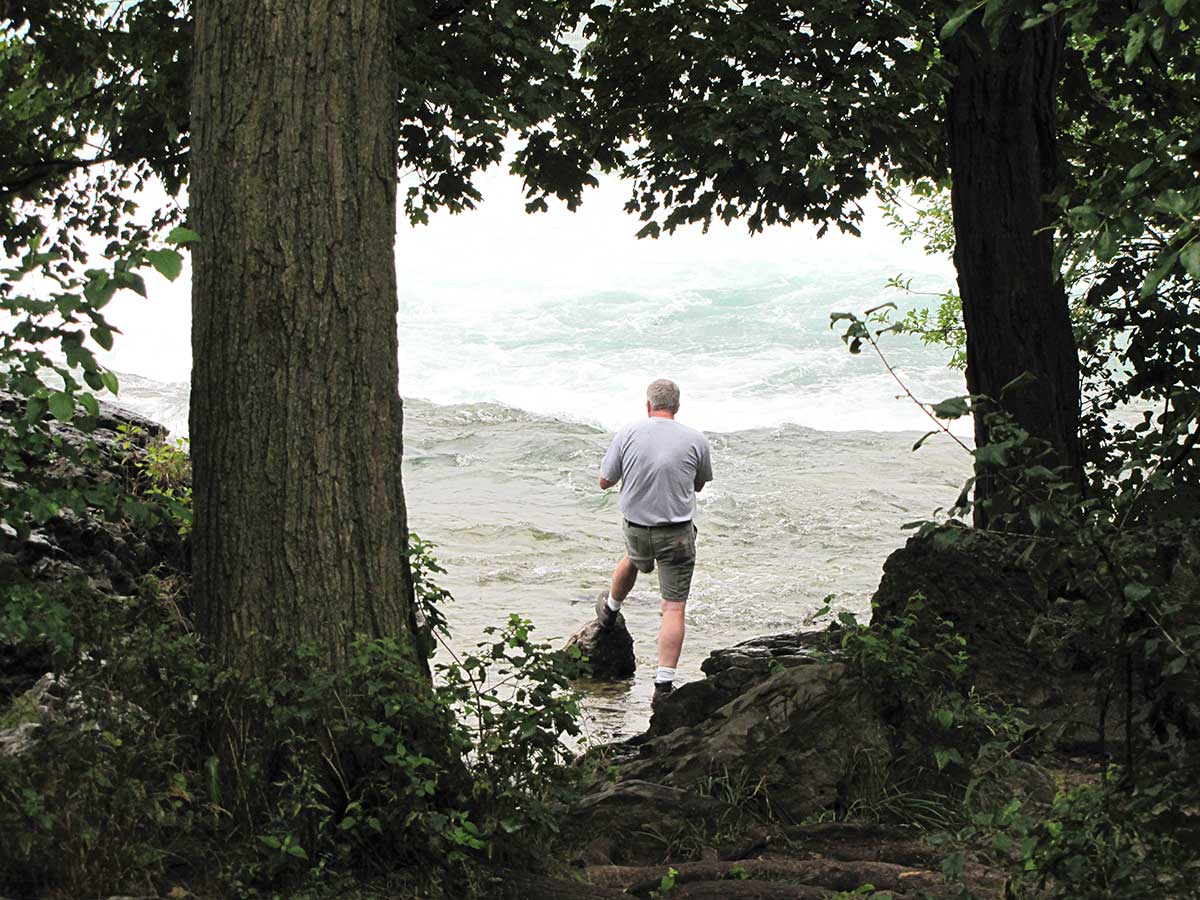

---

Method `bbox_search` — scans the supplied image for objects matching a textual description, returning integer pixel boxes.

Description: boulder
[870,531,1118,750]
[563,779,742,865]
[1,397,190,703]
[871,531,1049,695]
[602,662,891,826]
[649,630,831,736]
[564,596,636,680]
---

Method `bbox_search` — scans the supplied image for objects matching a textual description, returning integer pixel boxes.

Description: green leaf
[25,396,47,422]
[100,370,120,396]
[913,430,939,451]
[1124,583,1152,604]
[1164,0,1188,17]
[934,528,961,549]
[1125,27,1147,64]
[1024,465,1057,481]
[934,747,963,770]
[78,393,99,418]
[83,274,117,309]
[1128,158,1154,179]
[981,0,1014,47]
[1181,241,1200,279]
[941,3,979,41]
[1141,251,1179,297]
[942,850,966,880]
[146,248,183,281]
[91,326,113,352]
[48,392,74,422]
[932,396,970,419]
[166,225,200,244]
[974,442,1009,467]
[205,755,222,806]
[1000,371,1037,397]
[122,272,147,297]
[1028,504,1045,530]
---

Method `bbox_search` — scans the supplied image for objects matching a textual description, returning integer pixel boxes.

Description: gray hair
[647,379,680,413]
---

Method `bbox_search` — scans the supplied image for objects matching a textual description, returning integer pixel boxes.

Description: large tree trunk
[189,0,420,673]
[945,16,1082,528]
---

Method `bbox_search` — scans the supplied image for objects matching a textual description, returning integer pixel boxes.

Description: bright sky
[90,164,952,385]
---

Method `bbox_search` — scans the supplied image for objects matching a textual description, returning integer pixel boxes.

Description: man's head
[646,379,681,416]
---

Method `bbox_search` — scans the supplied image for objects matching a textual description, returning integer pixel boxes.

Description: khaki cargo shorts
[622,519,697,602]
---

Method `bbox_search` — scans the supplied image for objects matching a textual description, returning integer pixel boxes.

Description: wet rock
[1,397,190,702]
[0,673,58,757]
[606,662,890,825]
[564,598,636,680]
[649,629,830,736]
[564,780,738,865]
[871,531,1049,697]
[870,531,1119,750]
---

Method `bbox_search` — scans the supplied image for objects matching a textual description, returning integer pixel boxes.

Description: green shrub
[115,423,193,536]
[828,594,1033,826]
[0,538,585,898]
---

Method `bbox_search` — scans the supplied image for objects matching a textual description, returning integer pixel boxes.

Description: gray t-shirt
[600,417,713,526]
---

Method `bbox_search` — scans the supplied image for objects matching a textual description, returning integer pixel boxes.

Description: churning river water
[108,246,975,740]
[89,173,984,739]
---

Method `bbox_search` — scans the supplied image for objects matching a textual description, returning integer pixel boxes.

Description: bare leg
[610,555,638,603]
[657,599,686,669]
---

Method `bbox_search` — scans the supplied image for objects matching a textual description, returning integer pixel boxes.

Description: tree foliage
[576,1,947,237]
[577,0,1198,500]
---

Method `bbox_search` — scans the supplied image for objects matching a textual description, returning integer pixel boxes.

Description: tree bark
[945,16,1082,528]
[189,0,420,673]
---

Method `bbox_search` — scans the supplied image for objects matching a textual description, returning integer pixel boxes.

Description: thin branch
[863,326,973,454]
[0,155,117,198]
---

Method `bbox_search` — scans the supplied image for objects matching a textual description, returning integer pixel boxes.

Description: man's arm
[694,435,713,493]
[599,430,624,490]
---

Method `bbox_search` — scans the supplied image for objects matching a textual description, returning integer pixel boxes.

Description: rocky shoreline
[9,402,1193,899]
[546,482,1200,898]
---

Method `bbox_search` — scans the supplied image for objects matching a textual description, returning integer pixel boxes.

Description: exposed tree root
[669,881,829,899]
[782,822,945,867]
[585,857,967,897]
[505,872,633,899]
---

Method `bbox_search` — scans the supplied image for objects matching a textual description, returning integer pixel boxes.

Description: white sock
[655,666,676,686]
[606,594,623,612]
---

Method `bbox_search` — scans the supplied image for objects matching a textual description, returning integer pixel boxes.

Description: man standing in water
[596,379,713,708]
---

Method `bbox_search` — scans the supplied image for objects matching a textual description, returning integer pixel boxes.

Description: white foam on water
[71,165,963,436]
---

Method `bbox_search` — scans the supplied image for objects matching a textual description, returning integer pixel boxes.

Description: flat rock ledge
[555,533,1114,898]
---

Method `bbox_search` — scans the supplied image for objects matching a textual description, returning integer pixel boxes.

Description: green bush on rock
[0,536,586,899]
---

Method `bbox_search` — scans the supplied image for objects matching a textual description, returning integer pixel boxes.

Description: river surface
[95,178,977,741]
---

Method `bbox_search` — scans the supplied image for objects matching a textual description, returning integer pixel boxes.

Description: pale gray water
[401,398,973,741]
[108,377,973,741]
